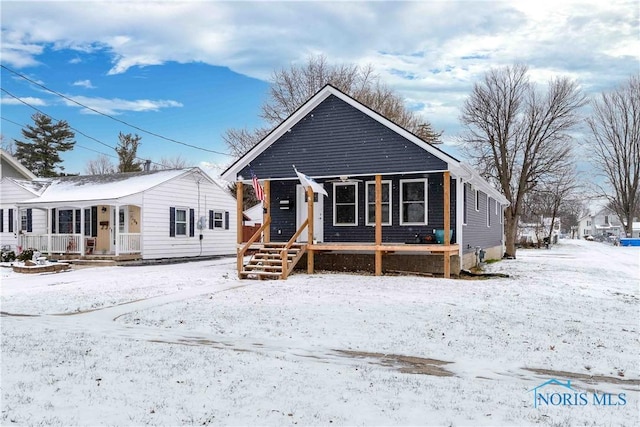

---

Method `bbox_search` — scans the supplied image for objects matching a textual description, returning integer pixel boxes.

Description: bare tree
[152,155,191,170]
[1,134,16,155]
[224,55,442,157]
[85,154,116,175]
[460,64,586,258]
[587,75,640,236]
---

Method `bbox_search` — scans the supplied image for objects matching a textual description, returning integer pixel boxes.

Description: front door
[296,185,324,243]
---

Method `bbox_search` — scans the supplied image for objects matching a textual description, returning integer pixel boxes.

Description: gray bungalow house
[222,85,508,279]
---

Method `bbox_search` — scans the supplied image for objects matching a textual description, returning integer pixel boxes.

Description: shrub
[1,250,16,262]
[17,248,35,262]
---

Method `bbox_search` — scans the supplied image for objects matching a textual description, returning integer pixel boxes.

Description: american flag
[250,168,265,201]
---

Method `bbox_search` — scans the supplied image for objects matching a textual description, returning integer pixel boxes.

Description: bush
[1,250,16,262]
[16,248,35,262]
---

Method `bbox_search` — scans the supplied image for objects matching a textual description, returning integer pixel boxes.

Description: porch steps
[240,243,306,280]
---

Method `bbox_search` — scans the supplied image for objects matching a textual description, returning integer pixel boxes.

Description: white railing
[20,234,49,252]
[20,234,82,254]
[119,233,141,254]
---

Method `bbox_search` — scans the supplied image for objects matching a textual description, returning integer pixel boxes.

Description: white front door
[296,185,324,243]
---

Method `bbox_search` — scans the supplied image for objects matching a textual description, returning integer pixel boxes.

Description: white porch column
[79,208,85,256]
[114,205,120,256]
[47,208,52,255]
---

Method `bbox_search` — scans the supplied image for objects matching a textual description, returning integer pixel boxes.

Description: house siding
[461,182,503,257]
[141,170,236,259]
[268,172,457,244]
[0,179,46,251]
[238,94,448,180]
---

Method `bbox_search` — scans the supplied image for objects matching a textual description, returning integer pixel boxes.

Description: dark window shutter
[26,209,33,232]
[224,211,230,230]
[209,210,214,230]
[75,209,81,234]
[0,209,4,233]
[51,208,56,234]
[91,207,98,237]
[169,207,176,237]
[8,209,13,233]
[189,209,195,237]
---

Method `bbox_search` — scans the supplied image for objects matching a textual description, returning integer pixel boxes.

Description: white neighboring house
[577,206,624,239]
[0,149,43,252]
[518,217,562,245]
[8,167,236,260]
[244,203,264,226]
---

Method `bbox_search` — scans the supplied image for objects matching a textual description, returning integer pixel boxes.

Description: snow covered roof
[3,177,50,196]
[18,168,194,206]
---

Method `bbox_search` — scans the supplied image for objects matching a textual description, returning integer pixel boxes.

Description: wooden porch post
[263,180,270,243]
[307,186,314,274]
[47,208,52,255]
[443,171,451,278]
[375,174,382,276]
[236,181,243,277]
[114,205,120,257]
[80,208,86,256]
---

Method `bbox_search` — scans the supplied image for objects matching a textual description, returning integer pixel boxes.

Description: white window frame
[175,208,188,236]
[487,196,491,227]
[20,209,28,232]
[463,183,468,225]
[475,189,480,211]
[365,180,392,226]
[400,179,428,226]
[333,182,358,226]
[212,210,224,229]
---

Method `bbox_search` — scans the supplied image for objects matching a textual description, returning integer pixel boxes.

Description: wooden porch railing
[21,234,82,254]
[280,219,308,279]
[119,233,141,253]
[237,215,271,277]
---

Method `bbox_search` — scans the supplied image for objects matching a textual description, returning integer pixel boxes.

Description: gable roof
[17,168,211,206]
[221,84,508,205]
[2,177,50,196]
[222,84,460,180]
[0,149,37,180]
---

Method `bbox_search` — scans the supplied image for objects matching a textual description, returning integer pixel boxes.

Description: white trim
[211,209,225,229]
[365,180,392,226]
[474,189,480,212]
[174,207,188,237]
[456,178,464,259]
[487,196,491,227]
[0,148,37,180]
[333,182,358,226]
[462,182,468,226]
[400,179,428,225]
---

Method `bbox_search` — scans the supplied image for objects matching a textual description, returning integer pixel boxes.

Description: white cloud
[61,95,182,115]
[0,0,637,139]
[72,79,95,89]
[0,96,47,106]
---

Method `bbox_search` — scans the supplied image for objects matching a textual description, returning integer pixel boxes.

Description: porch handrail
[280,218,309,279]
[237,215,271,277]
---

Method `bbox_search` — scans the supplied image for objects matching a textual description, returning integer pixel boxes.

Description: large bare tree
[460,64,586,257]
[85,154,116,175]
[587,75,640,236]
[224,55,441,157]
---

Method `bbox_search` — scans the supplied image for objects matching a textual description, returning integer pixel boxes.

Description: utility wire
[0,89,165,168]
[1,64,232,156]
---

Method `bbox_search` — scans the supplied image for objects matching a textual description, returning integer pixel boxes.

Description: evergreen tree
[116,132,143,172]
[14,113,75,177]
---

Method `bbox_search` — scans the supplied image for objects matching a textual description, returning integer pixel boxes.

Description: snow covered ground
[1,238,638,426]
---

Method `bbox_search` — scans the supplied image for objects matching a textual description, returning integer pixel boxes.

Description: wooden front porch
[236,173,457,280]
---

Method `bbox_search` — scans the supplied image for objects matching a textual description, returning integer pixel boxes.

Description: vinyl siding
[0,179,46,250]
[141,170,236,259]
[239,94,448,180]
[268,172,457,244]
[461,182,503,255]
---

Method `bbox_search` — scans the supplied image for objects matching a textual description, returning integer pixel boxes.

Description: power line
[0,91,164,168]
[1,64,231,156]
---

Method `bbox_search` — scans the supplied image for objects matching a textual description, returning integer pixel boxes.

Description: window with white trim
[175,208,187,236]
[365,180,391,225]
[20,210,28,231]
[475,189,480,211]
[400,179,428,225]
[487,196,491,227]
[333,182,358,226]
[212,210,224,229]
[463,184,468,225]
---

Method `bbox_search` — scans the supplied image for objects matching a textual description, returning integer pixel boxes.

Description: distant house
[518,217,561,246]
[578,206,624,239]
[221,84,509,279]
[3,167,236,260]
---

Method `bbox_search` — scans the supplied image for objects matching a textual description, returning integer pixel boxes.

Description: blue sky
[1,1,638,176]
